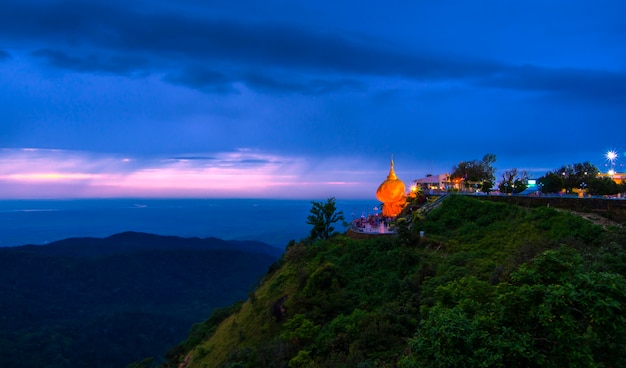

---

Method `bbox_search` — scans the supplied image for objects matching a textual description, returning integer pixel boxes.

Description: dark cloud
[128,20,499,84]
[32,49,150,75]
[169,156,217,161]
[243,72,364,95]
[164,65,363,94]
[3,0,623,103]
[481,65,626,103]
[166,156,279,167]
[0,1,501,87]
[163,66,235,93]
[0,1,125,44]
[236,159,272,165]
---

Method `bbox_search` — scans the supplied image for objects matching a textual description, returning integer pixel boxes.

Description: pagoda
[376,158,407,217]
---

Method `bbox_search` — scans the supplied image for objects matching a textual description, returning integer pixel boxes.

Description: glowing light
[609,169,615,175]
[3,173,100,181]
[606,150,618,162]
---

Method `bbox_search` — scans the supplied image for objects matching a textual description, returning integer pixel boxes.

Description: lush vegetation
[498,167,529,194]
[0,232,282,368]
[450,157,625,196]
[169,195,626,368]
[537,161,625,195]
[450,153,497,192]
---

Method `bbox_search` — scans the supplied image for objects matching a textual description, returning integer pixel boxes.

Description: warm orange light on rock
[375,159,406,217]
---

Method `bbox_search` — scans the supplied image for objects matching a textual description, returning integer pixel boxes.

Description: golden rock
[376,159,406,217]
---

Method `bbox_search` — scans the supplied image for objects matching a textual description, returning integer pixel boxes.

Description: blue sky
[1,0,625,199]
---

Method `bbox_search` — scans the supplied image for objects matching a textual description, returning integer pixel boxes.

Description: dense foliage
[450,153,497,192]
[0,232,281,368]
[173,195,626,368]
[537,161,625,195]
[498,168,529,194]
[402,247,626,368]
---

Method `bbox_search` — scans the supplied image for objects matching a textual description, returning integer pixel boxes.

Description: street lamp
[606,150,618,175]
[606,150,618,162]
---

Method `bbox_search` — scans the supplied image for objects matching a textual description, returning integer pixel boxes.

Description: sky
[1,0,625,199]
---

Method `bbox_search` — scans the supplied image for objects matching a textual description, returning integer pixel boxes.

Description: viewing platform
[350,219,397,234]
[347,215,397,239]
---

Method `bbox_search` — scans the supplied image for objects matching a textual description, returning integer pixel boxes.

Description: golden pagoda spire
[387,154,397,180]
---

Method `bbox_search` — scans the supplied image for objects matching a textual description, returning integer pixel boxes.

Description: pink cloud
[0,148,378,199]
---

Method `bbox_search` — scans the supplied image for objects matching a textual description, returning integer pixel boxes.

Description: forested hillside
[167,195,626,368]
[0,232,282,368]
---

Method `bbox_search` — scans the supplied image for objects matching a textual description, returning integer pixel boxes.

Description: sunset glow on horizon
[0,148,377,199]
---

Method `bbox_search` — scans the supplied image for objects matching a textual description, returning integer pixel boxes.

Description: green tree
[498,168,528,194]
[537,172,564,193]
[450,153,496,192]
[537,162,599,194]
[587,176,620,195]
[573,162,600,183]
[557,164,577,193]
[306,197,345,240]
[549,162,600,193]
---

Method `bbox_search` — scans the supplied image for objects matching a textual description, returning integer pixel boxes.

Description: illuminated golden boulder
[376,159,406,217]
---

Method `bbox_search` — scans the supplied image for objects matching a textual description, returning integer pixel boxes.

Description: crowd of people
[351,214,396,234]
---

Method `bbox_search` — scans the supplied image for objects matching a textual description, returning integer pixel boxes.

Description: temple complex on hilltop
[349,158,409,237]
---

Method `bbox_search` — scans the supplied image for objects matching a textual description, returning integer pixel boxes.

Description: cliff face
[168,196,626,368]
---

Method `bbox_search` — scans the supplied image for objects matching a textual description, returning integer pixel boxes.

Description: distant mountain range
[0,231,283,368]
[12,230,283,257]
